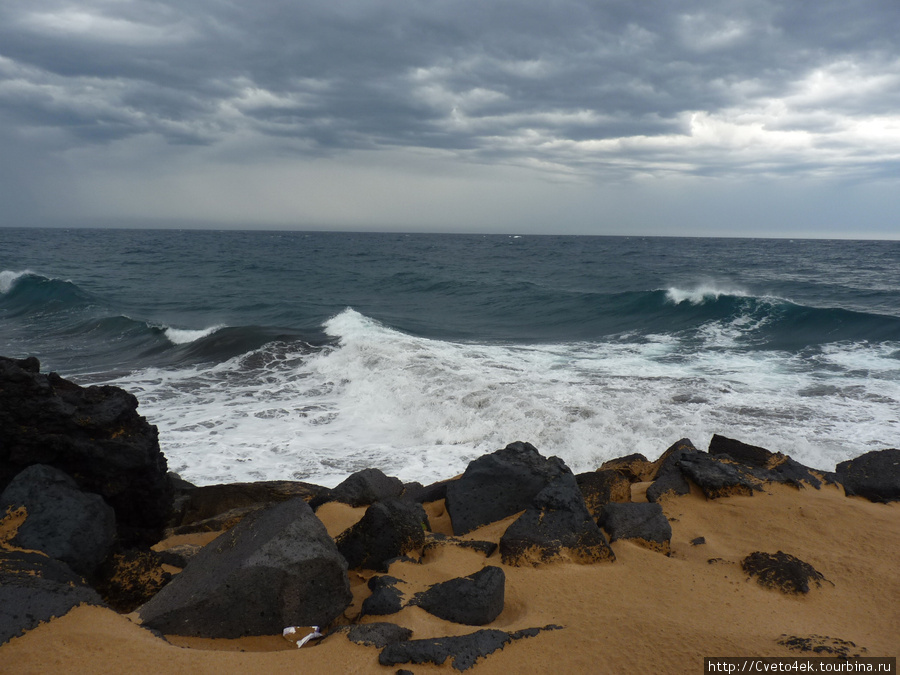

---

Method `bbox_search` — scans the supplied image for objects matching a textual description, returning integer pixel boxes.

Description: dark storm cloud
[1,0,899,180]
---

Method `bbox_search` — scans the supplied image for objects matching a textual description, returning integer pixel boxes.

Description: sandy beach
[3,477,897,674]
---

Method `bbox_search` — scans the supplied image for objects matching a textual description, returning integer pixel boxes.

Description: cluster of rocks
[2,355,899,669]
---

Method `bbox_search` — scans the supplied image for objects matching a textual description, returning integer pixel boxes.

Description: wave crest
[164,325,226,345]
[665,285,750,305]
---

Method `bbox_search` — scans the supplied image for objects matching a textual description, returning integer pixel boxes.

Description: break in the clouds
[1,0,899,235]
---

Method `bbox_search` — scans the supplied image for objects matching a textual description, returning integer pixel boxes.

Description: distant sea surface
[2,228,899,486]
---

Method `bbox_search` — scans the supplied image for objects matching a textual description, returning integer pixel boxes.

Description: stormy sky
[1,0,898,237]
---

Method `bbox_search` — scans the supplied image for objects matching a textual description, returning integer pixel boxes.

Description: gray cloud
[1,0,899,232]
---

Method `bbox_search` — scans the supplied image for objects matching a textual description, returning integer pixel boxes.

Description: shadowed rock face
[0,549,104,646]
[0,356,171,546]
[138,498,351,638]
[1,464,116,577]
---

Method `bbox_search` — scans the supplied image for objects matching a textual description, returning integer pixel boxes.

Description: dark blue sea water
[2,228,899,486]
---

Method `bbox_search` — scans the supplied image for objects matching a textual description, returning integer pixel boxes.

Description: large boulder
[499,473,615,566]
[412,566,505,626]
[335,499,428,571]
[445,442,570,535]
[138,498,351,638]
[596,502,672,554]
[0,356,171,546]
[0,549,104,645]
[835,449,900,503]
[1,464,116,577]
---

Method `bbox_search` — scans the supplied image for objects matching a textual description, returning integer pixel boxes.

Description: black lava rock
[171,480,328,531]
[576,469,632,517]
[835,449,900,503]
[597,502,672,554]
[445,442,570,535]
[412,566,505,626]
[741,551,830,594]
[361,575,407,617]
[0,356,171,546]
[0,549,105,645]
[499,473,615,566]
[1,464,116,577]
[312,468,404,509]
[646,439,699,502]
[378,625,561,672]
[335,499,428,571]
[138,498,352,638]
[709,434,822,488]
[343,622,413,648]
[600,453,656,483]
[677,452,759,499]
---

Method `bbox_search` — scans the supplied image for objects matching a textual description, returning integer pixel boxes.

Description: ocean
[2,228,899,487]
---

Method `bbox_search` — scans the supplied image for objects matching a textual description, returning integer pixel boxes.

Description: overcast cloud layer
[1,0,899,236]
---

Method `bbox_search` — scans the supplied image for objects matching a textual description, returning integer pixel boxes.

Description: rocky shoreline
[1,355,898,673]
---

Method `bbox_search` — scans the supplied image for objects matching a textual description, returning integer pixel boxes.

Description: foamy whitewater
[2,229,899,486]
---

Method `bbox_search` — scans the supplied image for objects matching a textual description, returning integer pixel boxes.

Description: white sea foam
[163,325,225,345]
[0,269,32,294]
[665,284,749,304]
[109,308,900,488]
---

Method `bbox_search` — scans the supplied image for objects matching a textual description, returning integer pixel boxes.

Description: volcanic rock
[138,498,351,638]
[1,464,116,577]
[576,469,632,517]
[412,566,505,626]
[0,549,104,645]
[95,548,171,613]
[422,533,497,558]
[311,468,404,509]
[445,441,570,535]
[600,453,656,482]
[709,434,822,488]
[597,502,672,554]
[0,356,171,546]
[499,472,615,566]
[741,550,829,594]
[835,449,900,503]
[677,452,759,499]
[379,625,562,672]
[171,479,328,532]
[646,439,699,502]
[360,575,407,617]
[342,622,412,648]
[335,499,428,571]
